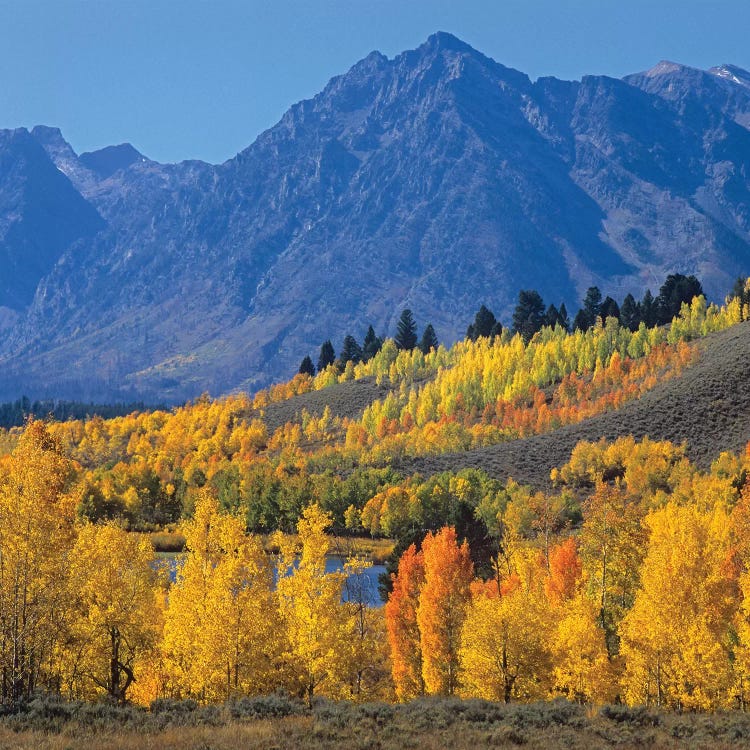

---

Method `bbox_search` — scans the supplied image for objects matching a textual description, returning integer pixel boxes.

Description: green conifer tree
[298,355,315,376]
[317,340,336,372]
[419,324,439,354]
[395,309,418,350]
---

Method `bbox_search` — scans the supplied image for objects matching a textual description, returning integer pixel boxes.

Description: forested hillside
[1,285,750,719]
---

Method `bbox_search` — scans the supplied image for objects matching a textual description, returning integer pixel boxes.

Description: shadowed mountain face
[1,33,750,402]
[0,129,103,312]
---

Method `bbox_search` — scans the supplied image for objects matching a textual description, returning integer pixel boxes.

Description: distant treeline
[0,397,159,429]
[299,272,729,376]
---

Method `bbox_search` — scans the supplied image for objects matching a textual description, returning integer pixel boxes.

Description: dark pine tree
[620,293,641,331]
[573,308,590,332]
[419,323,439,354]
[732,276,749,302]
[640,289,657,327]
[558,303,570,332]
[600,296,620,321]
[298,355,315,376]
[656,274,704,324]
[582,286,603,327]
[395,309,418,350]
[470,305,497,339]
[362,325,383,362]
[544,303,560,328]
[731,277,750,320]
[340,334,363,365]
[317,340,336,372]
[512,290,546,342]
[490,320,504,339]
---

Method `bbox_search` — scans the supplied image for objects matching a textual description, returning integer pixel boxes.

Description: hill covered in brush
[0,282,745,534]
[2,289,750,714]
[2,284,750,717]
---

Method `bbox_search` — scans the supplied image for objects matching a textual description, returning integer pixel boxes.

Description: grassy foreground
[2,696,750,749]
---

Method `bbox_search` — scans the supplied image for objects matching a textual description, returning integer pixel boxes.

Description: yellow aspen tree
[275,503,347,705]
[417,527,473,695]
[732,481,750,707]
[62,524,160,703]
[126,587,168,707]
[163,493,278,701]
[734,567,750,710]
[338,558,391,701]
[540,535,617,703]
[0,420,77,706]
[459,554,553,702]
[620,501,736,710]
[579,482,646,655]
[206,511,279,698]
[552,592,616,704]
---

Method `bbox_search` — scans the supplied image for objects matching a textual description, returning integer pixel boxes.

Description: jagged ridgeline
[1,289,750,715]
[3,34,750,402]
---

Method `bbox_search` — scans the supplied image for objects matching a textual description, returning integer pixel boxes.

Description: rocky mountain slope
[2,32,750,402]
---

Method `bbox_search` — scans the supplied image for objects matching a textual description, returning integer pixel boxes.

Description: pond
[158,555,387,607]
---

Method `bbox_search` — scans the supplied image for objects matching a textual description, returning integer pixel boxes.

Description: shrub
[600,704,660,727]
[229,693,307,720]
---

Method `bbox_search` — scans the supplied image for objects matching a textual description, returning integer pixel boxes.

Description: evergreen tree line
[299,273,727,376]
[467,273,707,344]
[299,311,439,376]
[0,397,159,430]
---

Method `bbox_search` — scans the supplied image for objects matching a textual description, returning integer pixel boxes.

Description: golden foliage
[163,494,279,701]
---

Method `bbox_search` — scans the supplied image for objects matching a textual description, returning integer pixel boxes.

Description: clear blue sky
[2,0,749,164]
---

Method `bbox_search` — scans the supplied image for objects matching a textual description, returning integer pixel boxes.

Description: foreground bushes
[7,694,750,748]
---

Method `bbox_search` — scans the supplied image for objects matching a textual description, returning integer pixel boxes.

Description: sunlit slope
[261,377,392,434]
[396,320,750,486]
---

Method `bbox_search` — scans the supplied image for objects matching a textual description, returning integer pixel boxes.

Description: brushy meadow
[3,695,750,749]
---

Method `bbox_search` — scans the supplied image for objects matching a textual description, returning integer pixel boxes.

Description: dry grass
[0,713,748,750]
[0,719,303,749]
[5,697,750,750]
[153,533,394,565]
[262,534,393,564]
[147,531,186,553]
[260,377,392,434]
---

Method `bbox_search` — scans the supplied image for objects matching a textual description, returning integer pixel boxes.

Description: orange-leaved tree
[544,537,582,605]
[417,527,473,695]
[385,543,425,701]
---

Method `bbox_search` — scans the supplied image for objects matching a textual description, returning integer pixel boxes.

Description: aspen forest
[1,286,750,732]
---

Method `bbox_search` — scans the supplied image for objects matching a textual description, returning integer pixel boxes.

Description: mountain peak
[29,125,94,186]
[30,125,79,162]
[708,64,750,88]
[4,38,750,403]
[30,125,73,151]
[422,31,475,54]
[79,143,145,179]
[642,60,693,78]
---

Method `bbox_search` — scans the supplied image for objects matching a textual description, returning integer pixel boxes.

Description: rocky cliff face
[1,33,750,402]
